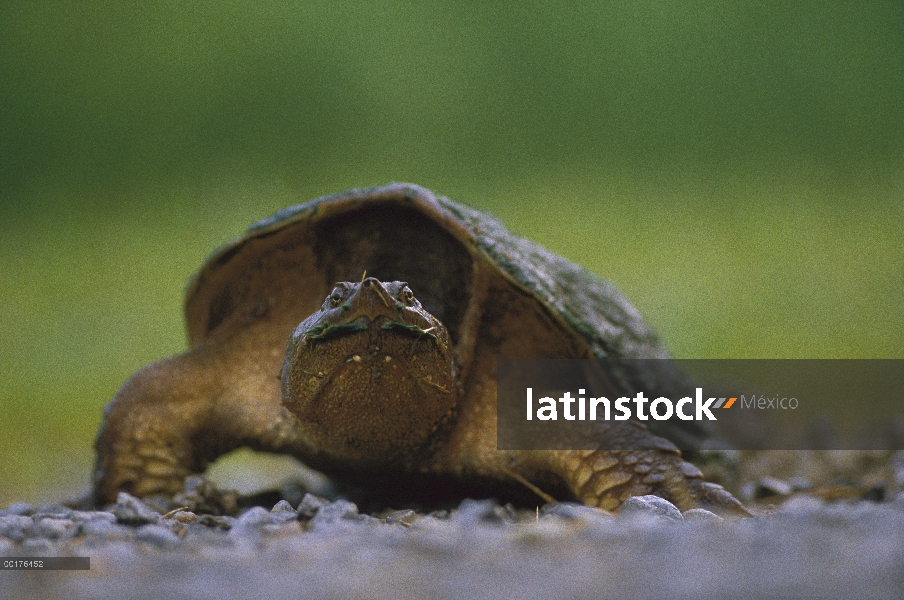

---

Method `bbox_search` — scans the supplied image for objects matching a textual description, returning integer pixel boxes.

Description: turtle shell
[187,184,663,359]
[181,182,702,450]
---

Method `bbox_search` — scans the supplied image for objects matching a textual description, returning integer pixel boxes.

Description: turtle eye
[329,289,344,307]
[401,287,415,305]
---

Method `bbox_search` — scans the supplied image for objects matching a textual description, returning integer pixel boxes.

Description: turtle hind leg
[552,448,751,517]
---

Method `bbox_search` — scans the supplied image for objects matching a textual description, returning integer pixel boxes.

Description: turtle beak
[349,277,397,319]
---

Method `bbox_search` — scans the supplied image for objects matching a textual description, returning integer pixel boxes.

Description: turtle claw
[691,480,753,518]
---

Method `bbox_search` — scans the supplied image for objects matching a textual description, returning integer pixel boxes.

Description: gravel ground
[3,485,904,600]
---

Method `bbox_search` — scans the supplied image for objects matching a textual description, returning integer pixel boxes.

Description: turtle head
[281,277,458,465]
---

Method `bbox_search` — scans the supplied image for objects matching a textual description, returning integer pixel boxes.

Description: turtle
[93,183,747,516]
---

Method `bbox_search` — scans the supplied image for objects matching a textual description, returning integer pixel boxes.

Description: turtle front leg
[439,382,750,516]
[94,334,307,507]
[477,411,748,516]
[509,417,751,516]
[92,355,221,505]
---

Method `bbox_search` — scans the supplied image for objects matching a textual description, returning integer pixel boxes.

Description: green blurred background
[1,1,901,506]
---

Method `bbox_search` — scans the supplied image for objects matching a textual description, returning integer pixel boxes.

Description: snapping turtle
[94,183,746,515]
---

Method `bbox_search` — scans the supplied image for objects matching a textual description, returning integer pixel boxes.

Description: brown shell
[187,184,664,358]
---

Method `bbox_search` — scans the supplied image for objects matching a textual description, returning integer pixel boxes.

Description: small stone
[34,504,71,518]
[34,518,79,539]
[271,499,296,514]
[449,499,513,525]
[113,492,162,525]
[172,511,199,524]
[308,500,369,530]
[234,506,271,527]
[143,496,183,514]
[779,495,825,515]
[173,476,239,516]
[755,477,793,499]
[682,508,723,525]
[196,514,234,530]
[0,515,34,542]
[135,523,180,547]
[0,503,35,517]
[296,493,330,519]
[381,509,418,525]
[231,506,291,538]
[617,495,683,522]
[160,518,188,537]
[80,519,133,541]
[70,510,117,524]
[181,524,234,546]
[540,502,611,521]
[267,509,299,525]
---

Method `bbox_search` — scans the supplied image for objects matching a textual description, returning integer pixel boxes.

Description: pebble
[34,503,72,518]
[268,503,299,524]
[112,492,162,525]
[296,493,330,519]
[196,514,235,530]
[779,495,826,515]
[223,507,300,541]
[448,499,517,525]
[540,502,612,522]
[80,519,133,542]
[174,476,240,516]
[229,506,273,537]
[0,503,35,516]
[682,508,723,525]
[171,510,199,524]
[134,523,180,548]
[0,515,34,542]
[617,495,683,522]
[271,500,297,514]
[70,510,118,523]
[33,517,79,539]
[756,476,793,498]
[380,509,418,525]
[308,500,368,530]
